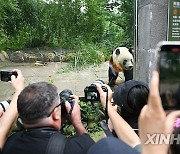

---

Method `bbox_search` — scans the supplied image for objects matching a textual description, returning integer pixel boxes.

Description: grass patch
[91,131,105,142]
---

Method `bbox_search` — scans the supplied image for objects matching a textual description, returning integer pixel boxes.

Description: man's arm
[108,102,140,147]
[65,95,87,135]
[0,69,24,149]
[96,84,140,148]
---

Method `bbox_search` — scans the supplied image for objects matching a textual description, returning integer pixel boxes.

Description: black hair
[121,85,149,129]
[17,82,59,124]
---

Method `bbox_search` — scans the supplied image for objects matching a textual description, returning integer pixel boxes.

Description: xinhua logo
[145,134,180,144]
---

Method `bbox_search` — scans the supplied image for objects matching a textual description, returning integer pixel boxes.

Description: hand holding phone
[157,41,180,110]
[0,71,18,82]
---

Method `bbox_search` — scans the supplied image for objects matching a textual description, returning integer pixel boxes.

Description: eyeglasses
[47,103,61,117]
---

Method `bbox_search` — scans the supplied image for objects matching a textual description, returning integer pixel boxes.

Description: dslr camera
[59,89,74,117]
[84,80,108,101]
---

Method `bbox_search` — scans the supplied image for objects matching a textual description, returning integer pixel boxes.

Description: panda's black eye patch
[123,59,127,65]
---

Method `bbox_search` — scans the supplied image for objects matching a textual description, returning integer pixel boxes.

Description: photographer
[112,80,149,133]
[96,84,141,149]
[139,71,180,154]
[0,69,24,151]
[1,82,94,154]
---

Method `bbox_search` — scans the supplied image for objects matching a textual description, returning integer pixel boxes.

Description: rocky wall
[0,50,65,63]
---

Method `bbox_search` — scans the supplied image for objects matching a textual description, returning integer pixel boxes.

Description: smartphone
[157,41,180,110]
[0,71,18,82]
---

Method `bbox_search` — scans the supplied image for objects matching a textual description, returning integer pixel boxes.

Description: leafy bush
[0,30,7,49]
[62,101,105,137]
[65,42,109,70]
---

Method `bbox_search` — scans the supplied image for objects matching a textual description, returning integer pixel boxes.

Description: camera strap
[67,100,75,117]
[99,120,114,137]
[45,132,67,154]
[102,89,114,137]
[90,89,113,137]
[105,90,109,123]
[90,101,113,137]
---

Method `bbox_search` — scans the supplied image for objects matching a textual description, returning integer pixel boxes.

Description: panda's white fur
[112,47,133,72]
[108,47,134,86]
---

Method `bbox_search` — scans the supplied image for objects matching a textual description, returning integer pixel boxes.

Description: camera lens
[0,100,11,112]
[92,79,105,87]
[59,89,73,104]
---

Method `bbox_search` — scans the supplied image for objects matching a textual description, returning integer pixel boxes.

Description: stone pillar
[134,0,168,83]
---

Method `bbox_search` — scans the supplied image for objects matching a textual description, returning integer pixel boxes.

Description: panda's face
[118,53,133,70]
[112,47,133,71]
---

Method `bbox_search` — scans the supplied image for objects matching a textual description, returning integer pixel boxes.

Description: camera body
[59,89,74,116]
[0,71,18,82]
[84,80,108,101]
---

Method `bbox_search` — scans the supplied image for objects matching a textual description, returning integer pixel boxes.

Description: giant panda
[108,47,134,87]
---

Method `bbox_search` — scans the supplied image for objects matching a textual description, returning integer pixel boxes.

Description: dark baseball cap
[87,137,139,154]
[112,80,149,112]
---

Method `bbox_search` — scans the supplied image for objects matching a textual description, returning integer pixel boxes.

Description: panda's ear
[129,48,134,55]
[115,49,120,55]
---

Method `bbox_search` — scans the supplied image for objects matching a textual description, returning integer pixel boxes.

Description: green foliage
[0,29,7,49]
[0,0,134,50]
[118,0,134,47]
[102,0,134,48]
[3,25,33,50]
[62,101,104,137]
[65,41,109,70]
[0,0,134,64]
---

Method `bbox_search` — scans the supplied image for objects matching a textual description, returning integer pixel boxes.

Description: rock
[36,52,44,61]
[52,51,57,55]
[40,53,48,62]
[34,62,44,66]
[44,52,56,62]
[63,53,75,62]
[24,53,36,62]
[53,54,63,62]
[1,51,9,60]
[9,51,24,63]
[7,50,71,63]
[34,61,48,66]
[0,53,5,61]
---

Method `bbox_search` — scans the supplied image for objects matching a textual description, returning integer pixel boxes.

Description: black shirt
[1,127,95,154]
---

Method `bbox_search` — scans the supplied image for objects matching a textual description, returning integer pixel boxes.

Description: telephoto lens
[0,100,11,112]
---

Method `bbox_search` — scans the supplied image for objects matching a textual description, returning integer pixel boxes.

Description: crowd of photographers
[0,69,180,154]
